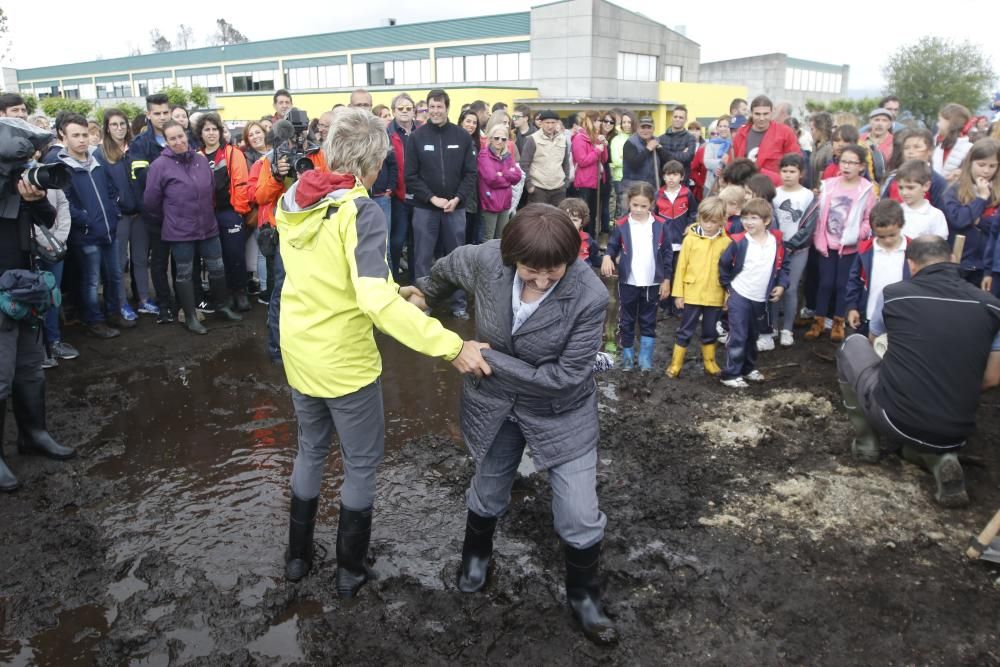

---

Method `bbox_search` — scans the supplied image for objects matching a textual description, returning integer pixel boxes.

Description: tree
[189,85,209,109]
[176,24,194,50]
[160,85,189,108]
[40,96,94,118]
[93,101,144,125]
[0,8,9,66]
[212,19,248,45]
[23,94,38,115]
[883,36,996,126]
[151,29,171,53]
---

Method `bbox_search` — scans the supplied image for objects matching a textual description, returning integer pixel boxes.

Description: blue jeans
[267,245,284,362]
[722,291,765,379]
[37,259,64,344]
[170,237,224,283]
[216,209,247,291]
[412,206,466,311]
[389,198,412,280]
[71,242,121,325]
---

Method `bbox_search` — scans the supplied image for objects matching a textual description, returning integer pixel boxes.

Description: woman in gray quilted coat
[416,203,618,645]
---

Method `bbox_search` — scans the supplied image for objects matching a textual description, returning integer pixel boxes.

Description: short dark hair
[840,143,868,166]
[273,89,292,104]
[500,204,580,269]
[169,104,188,117]
[491,101,508,112]
[896,159,931,186]
[903,127,934,152]
[663,160,684,176]
[779,152,805,171]
[742,198,773,222]
[514,104,532,117]
[194,112,224,141]
[427,89,450,109]
[558,197,590,222]
[722,158,757,186]
[870,199,905,228]
[161,119,185,137]
[0,93,25,112]
[146,93,169,110]
[746,174,777,202]
[878,95,900,108]
[672,104,688,117]
[469,100,488,113]
[730,98,747,114]
[58,112,89,135]
[750,95,773,111]
[905,235,951,267]
[832,124,859,143]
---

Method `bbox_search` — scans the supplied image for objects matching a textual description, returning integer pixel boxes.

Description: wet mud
[1,308,1000,666]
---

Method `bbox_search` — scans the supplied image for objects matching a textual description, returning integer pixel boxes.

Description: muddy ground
[1,305,999,666]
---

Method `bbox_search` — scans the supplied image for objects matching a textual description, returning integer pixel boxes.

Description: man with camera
[0,116,77,492]
[254,107,328,363]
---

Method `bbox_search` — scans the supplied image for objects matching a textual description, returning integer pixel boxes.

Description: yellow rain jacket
[276,175,463,398]
[671,223,732,307]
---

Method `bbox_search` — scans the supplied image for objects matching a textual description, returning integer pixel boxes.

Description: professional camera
[0,118,71,219]
[271,107,320,180]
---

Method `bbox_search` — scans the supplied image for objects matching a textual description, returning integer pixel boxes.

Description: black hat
[538,109,560,121]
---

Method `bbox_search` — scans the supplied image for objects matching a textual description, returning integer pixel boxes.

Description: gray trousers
[769,248,809,332]
[466,419,607,549]
[481,210,511,241]
[117,213,151,303]
[0,317,45,401]
[836,334,964,453]
[411,206,466,311]
[290,381,385,510]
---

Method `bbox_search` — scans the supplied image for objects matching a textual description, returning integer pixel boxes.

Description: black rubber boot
[234,290,251,312]
[457,510,497,593]
[0,402,19,492]
[565,541,619,646]
[13,377,75,460]
[285,494,319,581]
[838,381,880,463]
[209,275,242,322]
[335,505,374,598]
[176,280,208,334]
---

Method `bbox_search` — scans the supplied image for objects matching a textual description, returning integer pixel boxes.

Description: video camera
[271,107,320,180]
[0,118,71,219]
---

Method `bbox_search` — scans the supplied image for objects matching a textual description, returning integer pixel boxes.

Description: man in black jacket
[836,236,1000,507]
[658,105,697,180]
[404,88,477,318]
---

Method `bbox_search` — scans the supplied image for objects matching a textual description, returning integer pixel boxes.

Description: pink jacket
[478,146,522,213]
[813,176,875,257]
[571,131,607,189]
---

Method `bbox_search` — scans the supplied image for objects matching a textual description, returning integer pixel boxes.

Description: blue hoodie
[44,146,121,247]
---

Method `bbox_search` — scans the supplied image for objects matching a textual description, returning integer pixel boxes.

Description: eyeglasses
[491,136,507,141]
[511,114,523,120]
[395,106,413,112]
[108,122,127,128]
[839,159,861,166]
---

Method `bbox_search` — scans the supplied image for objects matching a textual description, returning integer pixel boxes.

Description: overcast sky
[4,0,998,94]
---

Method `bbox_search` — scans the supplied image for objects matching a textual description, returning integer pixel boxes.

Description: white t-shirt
[867,238,907,321]
[626,216,657,287]
[773,186,815,240]
[902,200,949,240]
[731,232,777,302]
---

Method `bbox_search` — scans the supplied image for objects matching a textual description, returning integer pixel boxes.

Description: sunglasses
[416,107,428,113]
[602,119,614,124]
[491,136,507,141]
[511,114,523,120]
[395,105,413,112]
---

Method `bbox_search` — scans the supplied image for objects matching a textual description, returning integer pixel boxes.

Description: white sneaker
[744,369,765,382]
[779,329,794,347]
[756,335,775,352]
[721,377,749,388]
[716,321,726,337]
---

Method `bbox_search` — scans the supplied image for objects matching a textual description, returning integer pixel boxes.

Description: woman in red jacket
[197,112,252,311]
[571,111,608,237]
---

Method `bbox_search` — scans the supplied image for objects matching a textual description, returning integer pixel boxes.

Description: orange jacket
[253,150,329,227]
[200,144,251,215]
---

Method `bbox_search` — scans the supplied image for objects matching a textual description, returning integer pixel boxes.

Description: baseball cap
[638,116,654,127]
[869,107,893,120]
[538,109,560,121]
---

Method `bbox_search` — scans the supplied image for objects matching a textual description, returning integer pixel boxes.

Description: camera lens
[25,163,71,190]
[294,157,314,175]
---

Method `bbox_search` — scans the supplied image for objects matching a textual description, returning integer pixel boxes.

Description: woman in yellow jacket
[667,197,732,377]
[275,108,491,596]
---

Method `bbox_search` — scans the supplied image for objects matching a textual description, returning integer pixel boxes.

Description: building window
[436,52,527,84]
[97,80,131,98]
[663,65,682,82]
[135,77,169,97]
[229,70,279,92]
[62,86,80,99]
[176,73,224,93]
[618,52,657,82]
[285,64,349,90]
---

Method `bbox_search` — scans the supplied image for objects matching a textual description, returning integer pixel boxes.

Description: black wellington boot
[176,279,208,334]
[0,402,19,492]
[335,505,374,598]
[13,377,75,460]
[285,494,319,581]
[457,509,497,593]
[234,289,251,312]
[209,275,242,322]
[565,541,619,646]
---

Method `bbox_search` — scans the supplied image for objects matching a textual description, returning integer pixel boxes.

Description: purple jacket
[478,146,522,213]
[142,147,218,242]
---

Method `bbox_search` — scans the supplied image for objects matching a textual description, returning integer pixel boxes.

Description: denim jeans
[37,258,64,344]
[216,209,248,291]
[71,242,121,325]
[170,237,224,283]
[389,198,412,280]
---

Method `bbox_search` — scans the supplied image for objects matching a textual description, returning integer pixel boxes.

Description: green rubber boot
[900,446,968,508]
[838,381,880,463]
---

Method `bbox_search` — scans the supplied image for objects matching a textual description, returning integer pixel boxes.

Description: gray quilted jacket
[419,241,608,470]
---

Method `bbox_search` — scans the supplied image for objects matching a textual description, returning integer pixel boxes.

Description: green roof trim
[95,74,131,83]
[61,77,93,85]
[16,12,530,82]
[353,49,429,64]
[133,70,173,80]
[436,41,529,58]
[226,61,279,73]
[175,66,222,76]
[283,56,349,69]
[785,57,846,74]
[28,81,58,88]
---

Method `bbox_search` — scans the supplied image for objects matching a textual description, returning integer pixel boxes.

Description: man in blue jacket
[45,113,129,339]
[129,93,175,323]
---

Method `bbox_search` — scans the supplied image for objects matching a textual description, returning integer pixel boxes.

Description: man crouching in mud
[274,107,490,597]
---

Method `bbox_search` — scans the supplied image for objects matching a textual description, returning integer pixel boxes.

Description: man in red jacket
[731,95,801,186]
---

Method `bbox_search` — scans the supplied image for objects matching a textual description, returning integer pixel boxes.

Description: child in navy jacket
[559,198,602,268]
[845,200,910,334]
[602,182,672,371]
[718,198,790,387]
[941,138,1000,288]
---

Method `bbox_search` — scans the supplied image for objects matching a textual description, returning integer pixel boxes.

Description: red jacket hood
[294,171,358,208]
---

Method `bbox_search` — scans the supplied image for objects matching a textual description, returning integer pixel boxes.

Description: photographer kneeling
[0,117,76,492]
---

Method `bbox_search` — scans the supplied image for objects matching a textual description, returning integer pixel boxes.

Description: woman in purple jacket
[478,124,522,240]
[143,121,242,334]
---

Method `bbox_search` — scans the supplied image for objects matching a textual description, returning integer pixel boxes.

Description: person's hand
[945,169,961,184]
[451,340,492,377]
[659,280,671,301]
[847,309,861,329]
[723,291,730,311]
[975,176,992,199]
[443,197,460,213]
[430,196,449,209]
[16,179,45,202]
[276,156,291,176]
[983,275,994,293]
[768,286,784,302]
[600,255,616,277]
[674,296,684,310]
[527,185,535,194]
[645,139,660,152]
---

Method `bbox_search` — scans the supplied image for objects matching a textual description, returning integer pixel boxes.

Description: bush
[24,94,38,115]
[39,96,94,118]
[160,85,190,109]
[93,101,145,125]
[190,85,209,109]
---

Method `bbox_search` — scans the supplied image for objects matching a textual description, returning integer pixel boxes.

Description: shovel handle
[952,234,966,264]
[967,508,1000,559]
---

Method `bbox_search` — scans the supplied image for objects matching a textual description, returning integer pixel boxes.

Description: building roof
[700,52,846,74]
[16,13,531,82]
